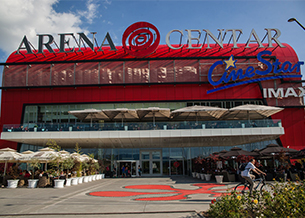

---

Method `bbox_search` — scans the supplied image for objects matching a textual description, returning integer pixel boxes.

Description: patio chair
[288,171,298,181]
[38,176,50,188]
[222,171,235,182]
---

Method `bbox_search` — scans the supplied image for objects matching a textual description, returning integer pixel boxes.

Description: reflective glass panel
[141,152,150,160]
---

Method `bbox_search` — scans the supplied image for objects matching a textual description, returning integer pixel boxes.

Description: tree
[29,158,41,179]
[74,143,83,177]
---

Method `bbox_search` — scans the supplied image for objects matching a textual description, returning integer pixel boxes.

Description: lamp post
[288,18,305,31]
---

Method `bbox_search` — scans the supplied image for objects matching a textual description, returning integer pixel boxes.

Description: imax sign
[263,87,305,98]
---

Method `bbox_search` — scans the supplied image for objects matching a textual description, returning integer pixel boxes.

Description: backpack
[239,163,247,171]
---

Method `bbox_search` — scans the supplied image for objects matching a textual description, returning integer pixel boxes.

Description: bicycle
[234,175,274,195]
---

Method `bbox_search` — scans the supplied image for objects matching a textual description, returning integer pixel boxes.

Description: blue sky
[0,0,305,77]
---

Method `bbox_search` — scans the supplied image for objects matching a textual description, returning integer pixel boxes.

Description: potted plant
[46,140,66,188]
[28,158,41,188]
[7,165,20,188]
[214,170,224,183]
[62,156,74,186]
[34,125,38,132]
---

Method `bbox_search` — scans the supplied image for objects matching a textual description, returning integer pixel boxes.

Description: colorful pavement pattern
[89,183,231,201]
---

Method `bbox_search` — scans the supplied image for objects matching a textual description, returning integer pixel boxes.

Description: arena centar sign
[207,51,304,94]
[16,21,285,58]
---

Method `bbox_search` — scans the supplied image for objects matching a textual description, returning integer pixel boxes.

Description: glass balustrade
[2,119,282,132]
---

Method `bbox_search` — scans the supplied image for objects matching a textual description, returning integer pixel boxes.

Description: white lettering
[284,87,298,98]
[165,29,184,50]
[264,87,305,98]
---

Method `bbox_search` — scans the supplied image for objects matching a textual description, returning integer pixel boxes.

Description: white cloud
[77,0,100,24]
[0,0,99,59]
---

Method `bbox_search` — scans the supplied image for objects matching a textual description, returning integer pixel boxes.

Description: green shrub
[207,180,305,218]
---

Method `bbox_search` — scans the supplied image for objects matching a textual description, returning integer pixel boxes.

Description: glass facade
[17,99,276,176]
[21,100,263,126]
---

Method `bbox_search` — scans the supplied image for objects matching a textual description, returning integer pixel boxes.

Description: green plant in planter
[74,143,83,177]
[88,153,96,175]
[46,139,61,152]
[29,158,41,179]
[82,161,89,176]
[62,156,74,175]
[48,153,63,176]
[8,164,20,180]
[72,161,82,177]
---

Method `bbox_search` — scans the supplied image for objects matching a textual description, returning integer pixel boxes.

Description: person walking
[138,165,142,177]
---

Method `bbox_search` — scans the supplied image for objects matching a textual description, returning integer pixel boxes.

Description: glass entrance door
[140,150,162,176]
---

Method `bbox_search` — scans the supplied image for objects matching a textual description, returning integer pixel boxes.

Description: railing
[2,120,282,133]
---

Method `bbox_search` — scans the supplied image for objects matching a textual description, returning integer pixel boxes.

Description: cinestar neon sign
[207,51,304,94]
[16,21,285,58]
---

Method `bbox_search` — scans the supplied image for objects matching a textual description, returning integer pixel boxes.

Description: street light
[288,18,305,31]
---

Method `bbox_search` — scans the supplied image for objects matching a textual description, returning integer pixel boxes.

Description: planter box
[83,176,89,183]
[215,175,224,183]
[196,173,201,179]
[28,179,39,188]
[54,179,65,189]
[204,174,212,181]
[71,178,79,185]
[7,180,19,189]
[65,178,72,186]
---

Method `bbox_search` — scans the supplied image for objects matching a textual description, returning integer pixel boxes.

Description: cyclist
[241,158,266,195]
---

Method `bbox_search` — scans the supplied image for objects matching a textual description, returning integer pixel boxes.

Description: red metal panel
[5,43,299,64]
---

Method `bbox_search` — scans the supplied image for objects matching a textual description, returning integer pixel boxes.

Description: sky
[0,0,305,79]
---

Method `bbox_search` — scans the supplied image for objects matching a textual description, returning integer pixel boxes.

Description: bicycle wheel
[234,183,250,195]
[260,183,275,195]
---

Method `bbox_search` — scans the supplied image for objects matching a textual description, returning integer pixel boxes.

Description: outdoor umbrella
[32,147,60,170]
[0,147,22,176]
[218,150,228,157]
[70,152,83,162]
[18,150,39,171]
[221,104,284,120]
[81,154,90,162]
[68,108,109,127]
[18,150,36,163]
[103,108,139,125]
[171,105,228,121]
[58,150,71,160]
[136,107,170,126]
[220,147,259,158]
[259,144,299,156]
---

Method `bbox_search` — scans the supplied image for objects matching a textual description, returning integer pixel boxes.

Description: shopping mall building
[0,22,304,176]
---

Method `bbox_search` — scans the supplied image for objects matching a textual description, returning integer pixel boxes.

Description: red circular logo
[122,22,160,57]
[173,161,180,168]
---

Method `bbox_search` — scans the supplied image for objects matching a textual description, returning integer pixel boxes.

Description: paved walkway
[0,176,238,217]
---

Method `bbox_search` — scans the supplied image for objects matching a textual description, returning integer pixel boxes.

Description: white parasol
[103,108,139,125]
[0,147,22,176]
[136,107,171,126]
[171,105,228,121]
[221,104,284,120]
[68,108,109,127]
